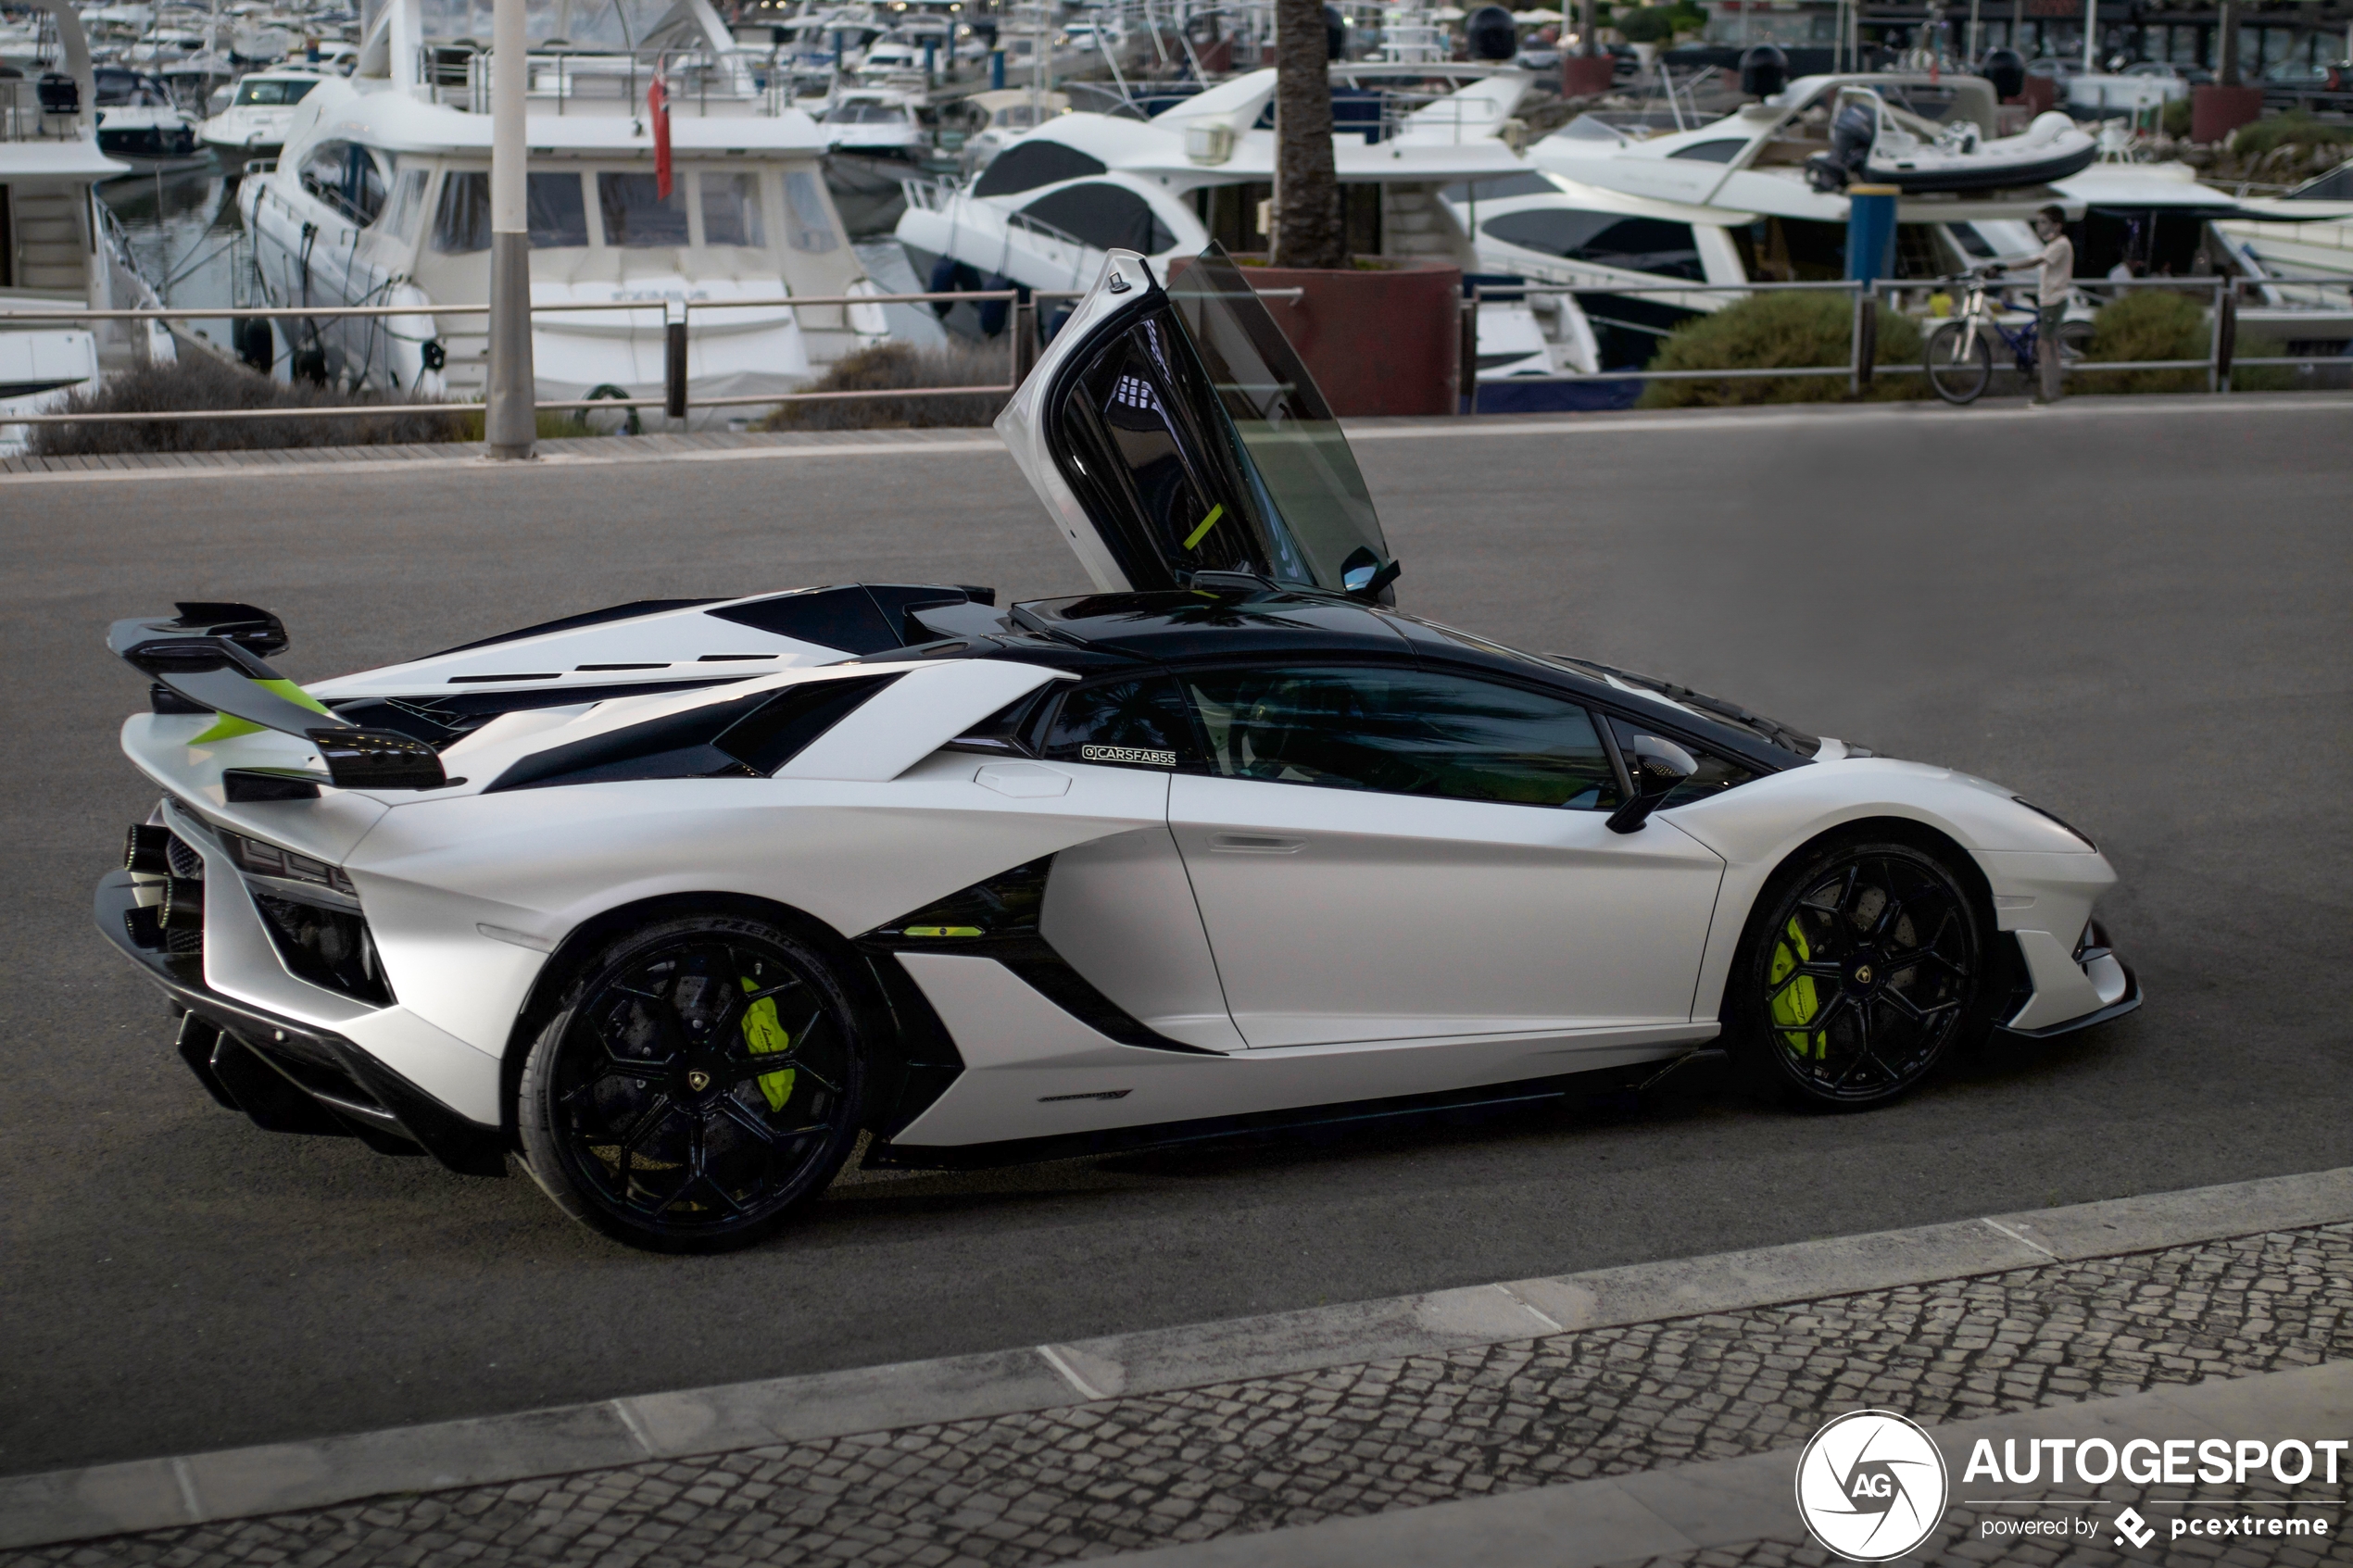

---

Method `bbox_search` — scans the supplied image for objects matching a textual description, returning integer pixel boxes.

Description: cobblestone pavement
[12,1225,2348,1568]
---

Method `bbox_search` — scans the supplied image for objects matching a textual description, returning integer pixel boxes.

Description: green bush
[2161,97,2193,140]
[1616,6,1675,43]
[2229,112,2353,159]
[760,340,1013,431]
[1636,291,1925,408]
[2074,289,2208,395]
[28,354,471,456]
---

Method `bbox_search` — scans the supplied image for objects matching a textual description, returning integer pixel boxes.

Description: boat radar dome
[1739,43,1788,98]
[1466,5,1517,61]
[1980,46,2027,101]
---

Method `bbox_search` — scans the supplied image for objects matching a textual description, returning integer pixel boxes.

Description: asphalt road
[4,398,2347,1478]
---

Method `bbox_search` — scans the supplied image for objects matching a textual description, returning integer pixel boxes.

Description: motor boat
[1804,85,2095,194]
[198,63,330,158]
[238,0,889,413]
[0,1,175,453]
[894,64,1604,394]
[91,63,207,167]
[816,83,938,234]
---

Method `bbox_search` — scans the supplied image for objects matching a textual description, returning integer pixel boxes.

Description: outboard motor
[1324,3,1348,62]
[1739,43,1788,98]
[1981,46,2027,101]
[1805,96,1879,191]
[1466,5,1517,61]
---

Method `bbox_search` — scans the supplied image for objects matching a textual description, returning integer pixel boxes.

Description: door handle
[1207,833,1305,854]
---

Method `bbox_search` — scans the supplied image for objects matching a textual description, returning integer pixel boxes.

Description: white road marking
[1037,1343,1111,1402]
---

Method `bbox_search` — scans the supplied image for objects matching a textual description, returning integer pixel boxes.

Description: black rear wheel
[519,914,866,1253]
[1730,839,1988,1109]
[1926,320,1994,405]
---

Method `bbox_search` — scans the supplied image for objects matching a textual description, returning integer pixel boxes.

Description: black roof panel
[1012,591,1414,660]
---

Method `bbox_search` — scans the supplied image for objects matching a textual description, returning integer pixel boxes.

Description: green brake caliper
[1768,918,1826,1060]
[740,977,796,1111]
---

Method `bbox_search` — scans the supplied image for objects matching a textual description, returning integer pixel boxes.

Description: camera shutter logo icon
[1793,1410,1950,1562]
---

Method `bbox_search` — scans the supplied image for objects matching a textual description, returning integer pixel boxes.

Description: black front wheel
[519,914,867,1253]
[1925,320,1994,405]
[1730,839,1990,1109]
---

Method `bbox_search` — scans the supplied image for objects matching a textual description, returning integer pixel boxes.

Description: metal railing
[1464,272,2353,403]
[0,287,1034,428]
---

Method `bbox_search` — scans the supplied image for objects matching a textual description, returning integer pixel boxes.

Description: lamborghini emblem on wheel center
[1854,964,1874,985]
[687,1070,711,1092]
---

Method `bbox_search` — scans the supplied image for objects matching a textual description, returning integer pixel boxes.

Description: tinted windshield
[236,78,319,106]
[1165,244,1388,595]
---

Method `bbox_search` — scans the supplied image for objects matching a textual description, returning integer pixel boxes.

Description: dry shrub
[761,340,1015,431]
[2075,289,2209,395]
[29,354,470,457]
[1637,291,1926,408]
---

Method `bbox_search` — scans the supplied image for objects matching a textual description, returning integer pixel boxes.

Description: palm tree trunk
[1271,0,1345,270]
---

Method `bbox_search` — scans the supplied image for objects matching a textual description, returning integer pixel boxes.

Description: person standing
[2030,204,2074,405]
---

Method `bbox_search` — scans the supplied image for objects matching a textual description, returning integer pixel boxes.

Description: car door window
[1039,675,1197,770]
[1184,666,1623,809]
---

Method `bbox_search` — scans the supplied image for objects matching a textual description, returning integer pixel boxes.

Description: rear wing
[108,603,447,792]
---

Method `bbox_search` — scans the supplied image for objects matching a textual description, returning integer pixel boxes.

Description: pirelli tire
[1727,835,1998,1110]
[518,912,869,1253]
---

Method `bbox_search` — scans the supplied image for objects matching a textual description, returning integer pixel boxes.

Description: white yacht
[2,1,174,450]
[91,63,206,167]
[895,67,1603,383]
[198,63,331,157]
[238,0,888,410]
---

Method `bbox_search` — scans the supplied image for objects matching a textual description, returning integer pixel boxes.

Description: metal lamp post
[484,0,535,458]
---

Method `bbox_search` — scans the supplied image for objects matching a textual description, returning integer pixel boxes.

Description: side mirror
[1340,546,1403,602]
[1605,734,1699,834]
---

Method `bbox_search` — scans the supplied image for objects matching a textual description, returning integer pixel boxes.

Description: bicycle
[1922,271,2095,406]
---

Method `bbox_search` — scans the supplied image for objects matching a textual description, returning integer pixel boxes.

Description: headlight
[2012,797,2095,852]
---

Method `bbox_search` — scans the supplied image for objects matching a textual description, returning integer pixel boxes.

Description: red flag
[648,75,673,199]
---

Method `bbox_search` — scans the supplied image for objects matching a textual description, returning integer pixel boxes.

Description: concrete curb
[3,392,2345,483]
[2,1167,2346,1550]
[1097,1361,2353,1566]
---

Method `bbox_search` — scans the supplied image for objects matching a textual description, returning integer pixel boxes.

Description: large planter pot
[1561,54,1615,95]
[2191,84,2264,145]
[1173,256,1463,418]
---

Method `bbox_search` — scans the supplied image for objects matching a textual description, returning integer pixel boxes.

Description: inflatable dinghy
[1808,89,2096,194]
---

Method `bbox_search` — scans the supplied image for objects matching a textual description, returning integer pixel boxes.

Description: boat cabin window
[432,170,491,252]
[783,169,839,252]
[1481,209,1705,282]
[702,172,767,248]
[598,172,689,247]
[972,139,1107,198]
[1019,182,1176,255]
[380,168,430,243]
[300,140,389,226]
[1669,139,1747,163]
[1730,215,1847,282]
[826,101,911,124]
[529,171,591,247]
[235,77,318,106]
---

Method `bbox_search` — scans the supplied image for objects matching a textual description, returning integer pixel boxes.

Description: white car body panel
[887,951,1710,1146]
[1169,774,1726,1047]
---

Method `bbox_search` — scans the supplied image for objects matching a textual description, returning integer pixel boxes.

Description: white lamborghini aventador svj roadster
[98,246,2139,1251]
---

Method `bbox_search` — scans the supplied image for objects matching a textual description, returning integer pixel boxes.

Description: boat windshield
[1165,244,1389,595]
[235,78,318,106]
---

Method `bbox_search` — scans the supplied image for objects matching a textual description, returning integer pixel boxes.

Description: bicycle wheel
[1925,320,1994,405]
